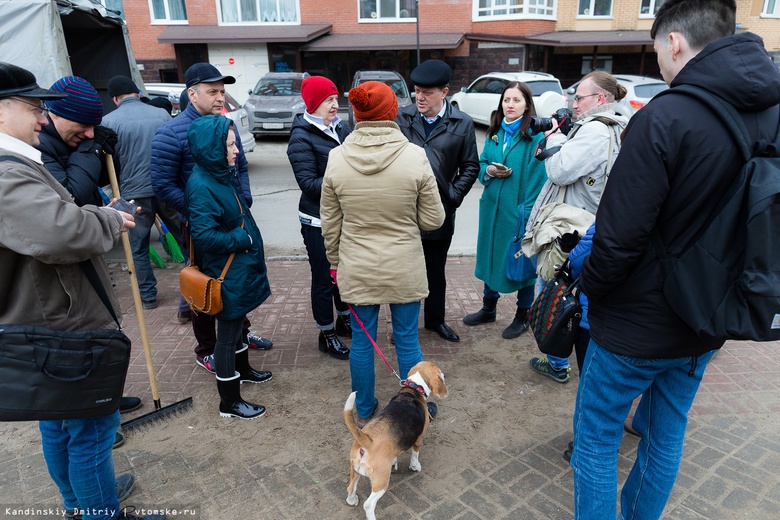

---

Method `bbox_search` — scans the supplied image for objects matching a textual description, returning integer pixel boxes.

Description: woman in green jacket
[463,82,547,339]
[186,115,272,419]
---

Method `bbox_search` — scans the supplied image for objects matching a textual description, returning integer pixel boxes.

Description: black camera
[529,108,574,136]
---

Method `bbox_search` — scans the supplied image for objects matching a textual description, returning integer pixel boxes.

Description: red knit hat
[348,81,398,123]
[301,76,339,113]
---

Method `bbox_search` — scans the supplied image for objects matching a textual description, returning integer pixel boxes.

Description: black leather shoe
[426,323,460,342]
[119,396,142,414]
[113,432,124,449]
[427,402,438,420]
[334,314,352,338]
[319,330,350,360]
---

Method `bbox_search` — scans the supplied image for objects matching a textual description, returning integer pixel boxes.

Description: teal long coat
[474,128,547,293]
[185,116,271,320]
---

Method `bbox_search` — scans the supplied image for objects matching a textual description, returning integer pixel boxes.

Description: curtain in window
[241,0,258,20]
[260,0,277,21]
[151,0,166,19]
[168,0,187,20]
[279,0,298,21]
[221,0,238,22]
[379,0,396,18]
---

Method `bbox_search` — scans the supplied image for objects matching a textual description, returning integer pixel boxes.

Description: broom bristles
[149,246,167,268]
[165,234,185,263]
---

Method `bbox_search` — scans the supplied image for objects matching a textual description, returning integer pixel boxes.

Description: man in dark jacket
[395,60,479,342]
[37,75,143,433]
[575,1,780,518]
[37,76,118,208]
[103,75,181,310]
[151,63,272,374]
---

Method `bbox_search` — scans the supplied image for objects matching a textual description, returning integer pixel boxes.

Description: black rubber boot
[217,374,266,419]
[319,329,350,360]
[235,345,272,384]
[502,308,530,339]
[463,297,498,326]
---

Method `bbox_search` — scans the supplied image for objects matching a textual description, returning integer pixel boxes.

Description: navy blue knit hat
[47,76,103,126]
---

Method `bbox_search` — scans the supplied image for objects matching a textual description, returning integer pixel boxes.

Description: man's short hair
[651,0,736,51]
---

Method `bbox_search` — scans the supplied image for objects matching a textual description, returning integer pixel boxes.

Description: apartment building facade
[115,0,780,103]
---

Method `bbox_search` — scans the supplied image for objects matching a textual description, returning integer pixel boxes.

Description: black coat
[286,114,351,220]
[582,32,780,359]
[37,121,109,207]
[395,102,479,240]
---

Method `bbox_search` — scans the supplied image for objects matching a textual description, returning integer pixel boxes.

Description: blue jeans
[39,411,120,520]
[127,196,182,302]
[571,340,715,520]
[350,302,424,419]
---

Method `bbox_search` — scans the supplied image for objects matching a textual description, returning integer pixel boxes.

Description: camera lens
[529,117,553,135]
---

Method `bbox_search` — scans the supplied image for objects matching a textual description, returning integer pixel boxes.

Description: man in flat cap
[0,62,169,520]
[103,75,182,311]
[396,59,479,343]
[151,62,273,375]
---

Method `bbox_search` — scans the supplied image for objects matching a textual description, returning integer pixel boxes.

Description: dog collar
[402,372,430,398]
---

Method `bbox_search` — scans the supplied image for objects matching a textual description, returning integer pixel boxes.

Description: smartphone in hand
[491,162,508,170]
[113,198,138,215]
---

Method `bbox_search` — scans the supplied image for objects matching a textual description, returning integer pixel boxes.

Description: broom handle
[154,216,165,237]
[105,154,162,409]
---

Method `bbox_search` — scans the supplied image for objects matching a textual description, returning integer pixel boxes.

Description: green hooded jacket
[185,116,270,320]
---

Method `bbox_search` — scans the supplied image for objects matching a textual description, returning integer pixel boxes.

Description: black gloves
[91,126,118,156]
[557,230,581,253]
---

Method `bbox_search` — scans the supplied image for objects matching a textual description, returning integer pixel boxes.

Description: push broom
[105,155,192,431]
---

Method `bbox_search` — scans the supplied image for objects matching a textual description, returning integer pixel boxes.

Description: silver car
[144,82,255,152]
[564,74,668,118]
[244,72,310,136]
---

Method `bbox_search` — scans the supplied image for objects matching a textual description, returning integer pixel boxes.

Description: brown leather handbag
[180,194,243,315]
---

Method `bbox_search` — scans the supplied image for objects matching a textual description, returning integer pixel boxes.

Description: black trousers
[422,236,452,328]
[301,224,348,328]
[182,220,251,357]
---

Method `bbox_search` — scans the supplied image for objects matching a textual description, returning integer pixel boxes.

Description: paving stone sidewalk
[1,257,779,520]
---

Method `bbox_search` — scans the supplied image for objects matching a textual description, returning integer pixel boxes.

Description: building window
[578,0,612,17]
[220,0,299,23]
[149,0,187,22]
[475,0,555,19]
[581,55,613,74]
[99,0,125,18]
[639,0,664,17]
[763,0,780,16]
[359,0,417,21]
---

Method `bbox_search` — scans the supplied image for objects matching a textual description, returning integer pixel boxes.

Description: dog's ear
[428,369,448,399]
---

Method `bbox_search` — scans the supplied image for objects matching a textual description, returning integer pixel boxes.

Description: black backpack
[651,85,780,341]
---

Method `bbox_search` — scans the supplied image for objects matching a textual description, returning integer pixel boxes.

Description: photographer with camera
[526,70,628,384]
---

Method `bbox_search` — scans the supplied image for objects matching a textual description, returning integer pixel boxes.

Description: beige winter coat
[321,121,445,305]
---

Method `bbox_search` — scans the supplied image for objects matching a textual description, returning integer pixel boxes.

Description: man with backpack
[575,1,780,518]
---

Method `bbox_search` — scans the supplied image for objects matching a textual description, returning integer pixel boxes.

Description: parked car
[564,74,668,118]
[244,72,310,136]
[344,70,412,127]
[144,82,255,153]
[449,71,566,126]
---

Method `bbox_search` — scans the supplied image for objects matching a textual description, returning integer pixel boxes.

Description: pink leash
[347,303,402,382]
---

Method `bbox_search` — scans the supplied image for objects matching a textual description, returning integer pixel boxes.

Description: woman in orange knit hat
[320,81,446,425]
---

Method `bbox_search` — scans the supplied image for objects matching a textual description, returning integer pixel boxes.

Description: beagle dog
[343,361,448,520]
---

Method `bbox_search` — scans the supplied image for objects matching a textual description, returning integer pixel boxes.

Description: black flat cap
[410,59,452,88]
[0,62,67,100]
[184,63,236,89]
[107,75,139,97]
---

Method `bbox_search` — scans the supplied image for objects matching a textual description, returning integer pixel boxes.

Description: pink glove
[329,268,338,287]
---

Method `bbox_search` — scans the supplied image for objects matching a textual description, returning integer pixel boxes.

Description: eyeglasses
[9,97,48,117]
[573,93,601,103]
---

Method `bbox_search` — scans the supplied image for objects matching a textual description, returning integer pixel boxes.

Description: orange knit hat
[348,81,398,123]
